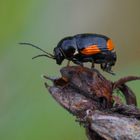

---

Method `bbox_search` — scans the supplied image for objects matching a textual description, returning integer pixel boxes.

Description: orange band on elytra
[107,39,115,51]
[81,45,101,55]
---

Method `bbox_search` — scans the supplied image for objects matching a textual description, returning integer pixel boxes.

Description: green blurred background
[0,0,140,140]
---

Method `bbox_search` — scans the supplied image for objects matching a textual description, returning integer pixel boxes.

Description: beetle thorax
[58,37,77,58]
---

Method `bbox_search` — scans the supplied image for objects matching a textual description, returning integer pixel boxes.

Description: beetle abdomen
[77,35,115,55]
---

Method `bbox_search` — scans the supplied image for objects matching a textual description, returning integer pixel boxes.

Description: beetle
[20,33,117,74]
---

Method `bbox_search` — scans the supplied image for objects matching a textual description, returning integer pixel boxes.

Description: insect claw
[110,71,116,75]
[107,70,116,75]
[43,75,56,81]
[44,82,50,89]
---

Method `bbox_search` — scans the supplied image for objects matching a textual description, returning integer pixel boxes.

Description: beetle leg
[105,63,115,75]
[72,58,83,66]
[91,60,94,68]
[101,63,115,75]
[75,61,83,67]
[67,60,70,67]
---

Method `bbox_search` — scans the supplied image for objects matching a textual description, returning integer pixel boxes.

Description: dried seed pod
[44,78,100,118]
[44,66,140,140]
[60,66,113,107]
[44,66,140,112]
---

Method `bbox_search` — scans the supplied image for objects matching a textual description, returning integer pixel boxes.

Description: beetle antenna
[32,54,55,59]
[19,42,55,58]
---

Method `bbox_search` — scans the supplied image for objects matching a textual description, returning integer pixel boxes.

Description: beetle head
[53,47,65,65]
[54,37,76,64]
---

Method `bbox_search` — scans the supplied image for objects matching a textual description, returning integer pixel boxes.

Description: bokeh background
[0,0,140,140]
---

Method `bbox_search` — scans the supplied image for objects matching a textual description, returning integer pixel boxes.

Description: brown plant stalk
[44,66,140,140]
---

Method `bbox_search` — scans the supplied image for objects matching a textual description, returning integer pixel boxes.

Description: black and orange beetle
[20,33,117,74]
